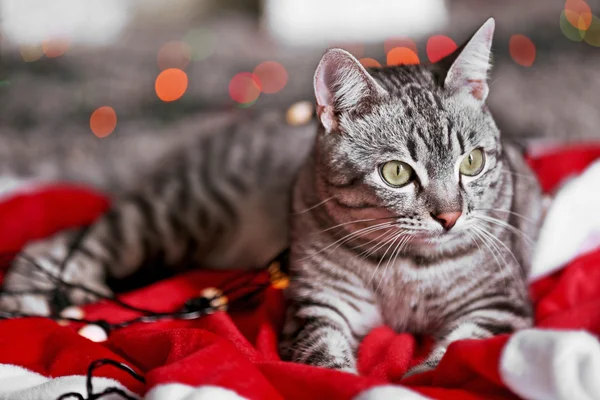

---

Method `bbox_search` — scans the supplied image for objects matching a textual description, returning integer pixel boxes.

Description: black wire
[86,359,145,393]
[55,358,144,400]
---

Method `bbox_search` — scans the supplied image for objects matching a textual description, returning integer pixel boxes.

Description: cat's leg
[0,191,199,314]
[279,278,382,373]
[404,303,532,377]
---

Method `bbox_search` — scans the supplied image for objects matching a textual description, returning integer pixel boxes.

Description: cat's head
[312,18,506,252]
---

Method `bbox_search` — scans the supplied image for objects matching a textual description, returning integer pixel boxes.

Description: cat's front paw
[1,232,112,315]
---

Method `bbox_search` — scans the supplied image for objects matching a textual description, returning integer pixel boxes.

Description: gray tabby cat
[1,18,542,376]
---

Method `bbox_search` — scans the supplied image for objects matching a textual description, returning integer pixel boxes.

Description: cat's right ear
[314,49,387,133]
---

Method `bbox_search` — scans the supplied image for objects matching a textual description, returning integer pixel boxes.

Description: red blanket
[1,145,600,400]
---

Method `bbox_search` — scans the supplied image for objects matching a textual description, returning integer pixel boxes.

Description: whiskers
[472,213,535,245]
[469,220,524,288]
[293,197,335,215]
[298,218,400,262]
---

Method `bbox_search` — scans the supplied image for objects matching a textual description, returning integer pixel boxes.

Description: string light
[0,223,290,339]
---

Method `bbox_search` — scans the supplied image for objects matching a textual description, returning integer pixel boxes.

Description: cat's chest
[364,259,461,334]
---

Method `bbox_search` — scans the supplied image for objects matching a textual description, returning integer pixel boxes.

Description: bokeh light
[584,15,600,46]
[336,43,365,58]
[426,35,457,63]
[359,58,382,68]
[155,68,188,102]
[183,28,215,61]
[286,101,314,126]
[20,45,43,62]
[565,0,592,31]
[387,47,420,66]
[90,106,117,138]
[560,10,585,41]
[229,72,261,105]
[253,61,288,94]
[42,39,69,58]
[384,38,417,54]
[157,41,192,70]
[509,35,536,67]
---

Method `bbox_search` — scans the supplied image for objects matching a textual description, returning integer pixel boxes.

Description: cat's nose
[431,211,462,230]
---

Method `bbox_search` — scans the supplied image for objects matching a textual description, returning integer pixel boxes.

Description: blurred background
[0,0,599,189]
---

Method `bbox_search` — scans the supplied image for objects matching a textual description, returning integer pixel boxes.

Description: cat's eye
[380,161,414,187]
[459,149,485,176]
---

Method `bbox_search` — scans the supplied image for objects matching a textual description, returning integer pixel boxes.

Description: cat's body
[1,19,543,376]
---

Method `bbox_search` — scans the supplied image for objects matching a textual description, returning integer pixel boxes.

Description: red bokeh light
[253,61,288,94]
[509,35,536,67]
[426,35,457,63]
[229,72,261,104]
[155,68,188,102]
[565,0,592,30]
[42,39,69,58]
[387,48,420,66]
[90,106,117,138]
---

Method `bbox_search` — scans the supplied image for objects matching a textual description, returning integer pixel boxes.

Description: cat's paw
[0,232,111,315]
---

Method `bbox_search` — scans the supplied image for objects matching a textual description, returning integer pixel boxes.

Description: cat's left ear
[314,48,388,132]
[444,18,495,103]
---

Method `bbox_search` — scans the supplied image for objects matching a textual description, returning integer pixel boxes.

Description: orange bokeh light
[253,61,288,94]
[387,47,420,66]
[42,39,69,58]
[426,35,457,63]
[509,34,536,67]
[90,106,117,138]
[384,38,417,54]
[229,72,261,104]
[565,0,592,30]
[359,58,382,68]
[157,41,192,71]
[155,68,188,102]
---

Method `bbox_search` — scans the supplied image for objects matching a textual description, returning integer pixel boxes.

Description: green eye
[460,149,485,176]
[380,161,414,187]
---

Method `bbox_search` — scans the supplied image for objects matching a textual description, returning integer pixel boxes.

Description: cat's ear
[444,18,495,103]
[314,48,387,132]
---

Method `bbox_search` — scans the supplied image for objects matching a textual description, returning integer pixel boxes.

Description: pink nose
[432,211,462,230]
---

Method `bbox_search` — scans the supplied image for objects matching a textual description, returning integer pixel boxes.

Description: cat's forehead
[337,83,497,166]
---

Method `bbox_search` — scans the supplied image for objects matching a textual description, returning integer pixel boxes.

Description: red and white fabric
[0,144,599,400]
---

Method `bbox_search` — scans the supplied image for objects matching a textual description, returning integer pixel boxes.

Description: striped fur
[280,19,543,375]
[1,19,543,377]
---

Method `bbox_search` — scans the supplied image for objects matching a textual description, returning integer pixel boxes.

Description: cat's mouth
[409,228,465,245]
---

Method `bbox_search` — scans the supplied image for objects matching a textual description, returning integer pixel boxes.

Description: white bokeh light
[0,0,132,46]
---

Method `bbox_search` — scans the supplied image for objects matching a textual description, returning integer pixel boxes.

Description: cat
[0,18,543,377]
